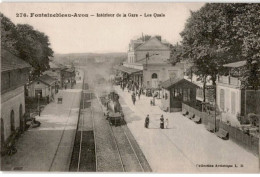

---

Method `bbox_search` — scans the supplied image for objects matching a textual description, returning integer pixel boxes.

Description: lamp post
[158,84,161,99]
[38,93,40,116]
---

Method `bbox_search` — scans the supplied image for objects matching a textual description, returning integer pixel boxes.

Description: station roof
[30,74,56,86]
[161,78,199,90]
[115,65,142,74]
[1,48,31,72]
[223,60,257,68]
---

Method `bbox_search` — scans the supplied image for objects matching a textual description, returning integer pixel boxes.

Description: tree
[180,3,260,98]
[169,43,183,65]
[0,13,19,55]
[1,13,54,80]
[16,24,53,78]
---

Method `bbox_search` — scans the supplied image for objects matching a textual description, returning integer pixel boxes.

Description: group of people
[145,114,169,129]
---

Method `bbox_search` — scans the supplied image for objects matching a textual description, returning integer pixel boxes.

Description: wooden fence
[182,103,259,156]
[182,103,219,129]
[219,121,259,156]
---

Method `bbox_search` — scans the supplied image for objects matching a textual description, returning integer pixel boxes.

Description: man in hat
[160,115,164,129]
[145,114,150,128]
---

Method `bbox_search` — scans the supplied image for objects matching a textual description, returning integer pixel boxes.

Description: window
[231,92,236,114]
[165,93,168,100]
[151,73,158,79]
[220,89,225,110]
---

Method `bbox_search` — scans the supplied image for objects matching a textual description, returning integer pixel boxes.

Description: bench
[216,128,229,140]
[206,123,215,133]
[57,97,63,104]
[193,116,201,124]
[188,114,195,119]
[182,109,188,116]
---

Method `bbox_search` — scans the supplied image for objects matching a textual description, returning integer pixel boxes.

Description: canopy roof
[223,60,257,68]
[161,78,199,90]
[1,48,31,72]
[115,65,142,74]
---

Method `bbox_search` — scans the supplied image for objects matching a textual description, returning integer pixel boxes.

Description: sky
[1,3,204,54]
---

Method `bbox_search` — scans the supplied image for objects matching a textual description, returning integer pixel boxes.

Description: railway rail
[70,68,151,172]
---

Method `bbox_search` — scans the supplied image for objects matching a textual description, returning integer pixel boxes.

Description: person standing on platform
[132,94,136,105]
[145,115,150,128]
[160,115,164,129]
[165,117,169,129]
[138,91,141,100]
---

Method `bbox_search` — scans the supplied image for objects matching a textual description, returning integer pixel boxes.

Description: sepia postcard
[0,2,259,173]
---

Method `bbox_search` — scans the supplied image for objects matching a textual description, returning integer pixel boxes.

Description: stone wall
[1,85,25,141]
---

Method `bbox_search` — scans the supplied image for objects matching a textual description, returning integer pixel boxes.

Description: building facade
[216,60,260,127]
[161,78,198,112]
[116,35,184,89]
[61,67,76,88]
[28,74,57,102]
[1,49,31,150]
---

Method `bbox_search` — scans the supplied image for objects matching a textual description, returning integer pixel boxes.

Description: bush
[247,113,259,127]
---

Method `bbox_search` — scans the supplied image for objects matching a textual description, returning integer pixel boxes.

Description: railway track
[70,68,151,172]
[69,71,96,172]
[96,91,148,172]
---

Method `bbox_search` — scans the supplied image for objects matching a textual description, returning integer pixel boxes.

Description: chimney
[155,35,161,41]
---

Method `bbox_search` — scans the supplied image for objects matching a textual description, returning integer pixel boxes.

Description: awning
[115,65,142,74]
[161,78,199,90]
[161,78,183,89]
[223,60,257,68]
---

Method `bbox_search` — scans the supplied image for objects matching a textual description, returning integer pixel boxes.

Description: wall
[216,84,241,127]
[245,90,260,115]
[1,85,25,141]
[143,63,184,88]
[161,89,170,111]
[127,51,135,63]
[135,50,170,62]
[1,68,30,94]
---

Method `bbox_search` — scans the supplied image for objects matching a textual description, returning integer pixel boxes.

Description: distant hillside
[51,52,127,66]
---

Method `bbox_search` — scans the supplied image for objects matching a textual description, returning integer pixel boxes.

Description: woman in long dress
[160,115,164,129]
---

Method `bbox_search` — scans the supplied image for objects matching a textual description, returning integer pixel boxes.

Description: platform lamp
[38,93,41,116]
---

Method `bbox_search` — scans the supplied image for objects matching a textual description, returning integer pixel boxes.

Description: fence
[219,121,259,156]
[182,103,259,156]
[182,103,219,129]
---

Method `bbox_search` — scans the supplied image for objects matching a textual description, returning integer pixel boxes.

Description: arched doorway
[19,104,24,132]
[10,110,15,133]
[1,118,5,151]
[151,73,158,88]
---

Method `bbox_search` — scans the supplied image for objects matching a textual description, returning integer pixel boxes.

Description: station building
[115,35,184,90]
[216,60,260,126]
[27,74,57,102]
[1,49,31,150]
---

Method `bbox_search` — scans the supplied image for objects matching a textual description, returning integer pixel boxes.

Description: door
[151,73,158,88]
[19,104,24,131]
[35,89,42,98]
[10,110,15,133]
[1,118,5,150]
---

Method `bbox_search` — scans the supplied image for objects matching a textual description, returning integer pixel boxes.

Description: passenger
[165,117,169,129]
[138,91,141,100]
[145,115,150,128]
[160,115,164,129]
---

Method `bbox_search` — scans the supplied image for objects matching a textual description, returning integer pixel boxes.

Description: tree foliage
[179,3,260,88]
[1,13,53,79]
